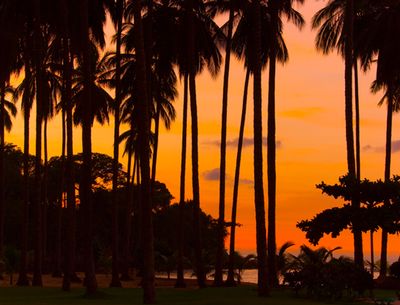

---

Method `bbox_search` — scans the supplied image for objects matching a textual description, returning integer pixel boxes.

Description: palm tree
[213,0,235,286]
[176,73,188,288]
[267,0,304,286]
[184,0,222,287]
[252,0,268,296]
[32,0,45,286]
[132,0,156,302]
[343,0,364,268]
[16,40,34,286]
[104,0,124,288]
[358,0,400,276]
[77,0,107,294]
[226,68,250,286]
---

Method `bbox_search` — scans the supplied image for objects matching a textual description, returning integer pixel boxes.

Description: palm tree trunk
[110,0,124,289]
[43,119,48,266]
[151,105,160,183]
[61,0,78,288]
[33,0,43,285]
[267,2,278,287]
[215,1,235,287]
[354,60,360,181]
[121,151,134,281]
[226,68,250,286]
[175,74,188,288]
[133,1,156,302]
[17,61,31,286]
[380,90,393,278]
[186,0,206,288]
[370,230,374,275]
[252,0,268,296]
[53,108,65,278]
[344,0,363,267]
[62,50,78,290]
[80,0,97,295]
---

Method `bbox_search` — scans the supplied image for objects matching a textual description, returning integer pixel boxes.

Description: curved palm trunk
[80,0,97,295]
[226,68,250,286]
[175,74,188,288]
[253,0,268,296]
[380,90,393,278]
[110,0,124,288]
[344,0,363,267]
[17,61,31,286]
[267,3,278,287]
[215,2,235,287]
[133,1,156,302]
[121,151,134,281]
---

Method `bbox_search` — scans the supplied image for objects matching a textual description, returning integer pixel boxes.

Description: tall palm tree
[77,0,107,294]
[16,42,34,286]
[32,0,45,286]
[176,73,188,288]
[213,0,235,286]
[132,0,156,302]
[267,0,304,286]
[104,0,124,288]
[344,0,363,268]
[226,68,250,286]
[183,0,222,287]
[358,0,400,276]
[252,0,268,296]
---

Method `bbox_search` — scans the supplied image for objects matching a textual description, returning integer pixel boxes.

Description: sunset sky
[7,1,400,262]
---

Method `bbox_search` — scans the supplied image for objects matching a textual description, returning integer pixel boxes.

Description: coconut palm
[131,0,156,302]
[103,0,125,288]
[267,0,304,286]
[181,0,222,288]
[358,0,400,276]
[210,0,236,286]
[251,0,268,295]
[226,68,250,286]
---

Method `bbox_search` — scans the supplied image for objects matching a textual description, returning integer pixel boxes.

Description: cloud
[239,179,254,185]
[202,168,254,186]
[208,137,282,149]
[203,168,221,181]
[363,140,400,153]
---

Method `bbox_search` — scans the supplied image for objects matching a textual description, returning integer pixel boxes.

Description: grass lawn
[0,285,387,305]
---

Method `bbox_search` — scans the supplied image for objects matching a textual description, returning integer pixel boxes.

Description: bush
[390,261,400,279]
[283,246,373,300]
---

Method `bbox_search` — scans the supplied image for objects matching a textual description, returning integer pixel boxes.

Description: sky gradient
[8,1,400,261]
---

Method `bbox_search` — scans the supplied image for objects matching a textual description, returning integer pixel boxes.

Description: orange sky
[7,1,400,262]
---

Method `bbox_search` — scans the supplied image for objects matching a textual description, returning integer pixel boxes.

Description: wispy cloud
[363,140,400,153]
[239,179,254,185]
[202,168,253,186]
[203,168,221,181]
